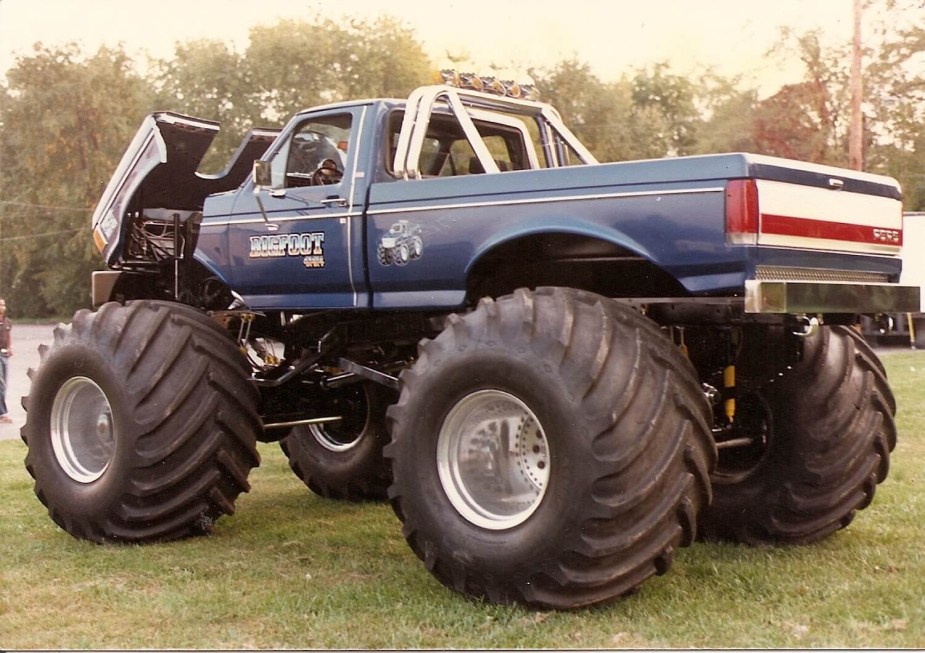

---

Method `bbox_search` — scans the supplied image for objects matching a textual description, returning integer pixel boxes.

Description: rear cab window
[385,111,536,178]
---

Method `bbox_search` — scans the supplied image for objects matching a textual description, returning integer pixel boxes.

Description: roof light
[435,69,539,101]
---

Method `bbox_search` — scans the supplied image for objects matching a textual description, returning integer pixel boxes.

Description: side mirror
[251,160,278,231]
[253,160,272,188]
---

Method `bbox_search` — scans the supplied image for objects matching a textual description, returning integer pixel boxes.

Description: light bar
[434,69,539,101]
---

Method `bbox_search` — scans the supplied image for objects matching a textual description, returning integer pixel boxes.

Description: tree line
[1,11,923,318]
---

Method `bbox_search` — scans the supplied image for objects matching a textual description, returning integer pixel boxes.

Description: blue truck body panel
[365,165,739,308]
[92,96,912,314]
[201,150,902,311]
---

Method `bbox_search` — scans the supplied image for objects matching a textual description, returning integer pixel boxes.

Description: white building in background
[901,212,925,313]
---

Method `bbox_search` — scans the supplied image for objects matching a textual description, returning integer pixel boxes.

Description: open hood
[91,112,279,265]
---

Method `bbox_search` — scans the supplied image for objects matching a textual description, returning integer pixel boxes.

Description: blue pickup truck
[22,78,920,609]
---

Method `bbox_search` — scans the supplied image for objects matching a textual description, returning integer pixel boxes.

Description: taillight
[725,179,759,245]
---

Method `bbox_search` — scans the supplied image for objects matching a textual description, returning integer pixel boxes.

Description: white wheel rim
[50,377,115,483]
[437,389,550,530]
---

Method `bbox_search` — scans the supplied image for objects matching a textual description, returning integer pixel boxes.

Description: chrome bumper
[745,280,922,314]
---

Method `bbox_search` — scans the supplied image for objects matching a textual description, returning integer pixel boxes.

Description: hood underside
[92,112,279,265]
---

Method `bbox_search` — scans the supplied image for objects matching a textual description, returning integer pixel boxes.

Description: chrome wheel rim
[50,377,115,483]
[310,385,368,452]
[437,389,550,530]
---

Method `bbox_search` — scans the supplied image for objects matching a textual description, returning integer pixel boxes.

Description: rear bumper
[745,280,922,314]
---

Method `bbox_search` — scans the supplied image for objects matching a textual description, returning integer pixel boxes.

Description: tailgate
[726,155,904,256]
[730,155,920,314]
[756,176,902,256]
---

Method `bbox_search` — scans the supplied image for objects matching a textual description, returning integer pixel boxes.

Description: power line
[0,228,85,242]
[0,201,93,213]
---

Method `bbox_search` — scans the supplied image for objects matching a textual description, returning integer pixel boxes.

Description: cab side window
[271,113,353,188]
[386,111,529,178]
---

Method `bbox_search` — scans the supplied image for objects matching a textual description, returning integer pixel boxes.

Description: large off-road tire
[699,325,896,545]
[279,381,393,501]
[22,300,262,543]
[385,287,715,609]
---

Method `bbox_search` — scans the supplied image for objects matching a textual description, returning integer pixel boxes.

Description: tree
[630,63,701,156]
[693,73,760,154]
[338,16,434,100]
[749,81,838,162]
[752,29,850,165]
[863,17,925,210]
[531,59,616,157]
[531,59,688,162]
[153,39,259,172]
[242,16,431,123]
[151,17,433,173]
[0,43,155,316]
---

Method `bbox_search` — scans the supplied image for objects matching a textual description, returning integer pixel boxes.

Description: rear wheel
[279,381,393,500]
[386,287,715,609]
[700,325,896,545]
[22,301,261,543]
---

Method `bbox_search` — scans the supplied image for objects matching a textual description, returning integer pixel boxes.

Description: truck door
[225,108,369,309]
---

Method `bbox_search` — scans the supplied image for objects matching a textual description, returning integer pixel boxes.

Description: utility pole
[849,0,864,170]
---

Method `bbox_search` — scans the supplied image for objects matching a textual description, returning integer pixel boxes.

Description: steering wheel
[311,159,342,185]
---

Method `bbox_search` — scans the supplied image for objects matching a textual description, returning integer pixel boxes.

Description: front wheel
[22,301,262,543]
[385,288,715,609]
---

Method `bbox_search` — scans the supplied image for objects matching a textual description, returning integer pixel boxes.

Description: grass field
[1,350,923,648]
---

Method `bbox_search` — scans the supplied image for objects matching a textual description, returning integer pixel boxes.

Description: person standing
[0,299,12,423]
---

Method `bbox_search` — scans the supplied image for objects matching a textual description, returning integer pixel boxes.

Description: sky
[0,0,867,95]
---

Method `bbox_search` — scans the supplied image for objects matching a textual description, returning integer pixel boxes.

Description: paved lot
[0,323,58,442]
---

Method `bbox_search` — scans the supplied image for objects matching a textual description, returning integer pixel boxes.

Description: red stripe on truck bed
[762,213,903,247]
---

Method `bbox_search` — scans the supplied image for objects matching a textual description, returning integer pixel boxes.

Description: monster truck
[22,76,920,609]
[377,220,424,266]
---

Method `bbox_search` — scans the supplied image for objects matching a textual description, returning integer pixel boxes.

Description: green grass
[1,351,924,648]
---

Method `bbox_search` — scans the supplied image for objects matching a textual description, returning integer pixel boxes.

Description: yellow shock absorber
[723,364,736,423]
[237,313,255,355]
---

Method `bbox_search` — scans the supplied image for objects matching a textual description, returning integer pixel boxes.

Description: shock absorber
[723,363,735,424]
[722,329,740,424]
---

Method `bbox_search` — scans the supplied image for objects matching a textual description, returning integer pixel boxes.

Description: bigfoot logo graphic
[249,231,326,269]
[377,221,423,266]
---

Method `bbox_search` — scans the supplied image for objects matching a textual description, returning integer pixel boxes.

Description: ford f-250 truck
[21,76,921,609]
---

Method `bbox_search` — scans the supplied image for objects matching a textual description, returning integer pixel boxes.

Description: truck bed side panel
[366,158,750,309]
[366,152,903,310]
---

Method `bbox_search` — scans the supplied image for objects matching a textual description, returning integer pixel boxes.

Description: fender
[465,216,655,276]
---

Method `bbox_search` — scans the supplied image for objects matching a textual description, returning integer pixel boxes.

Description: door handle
[319,196,348,208]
